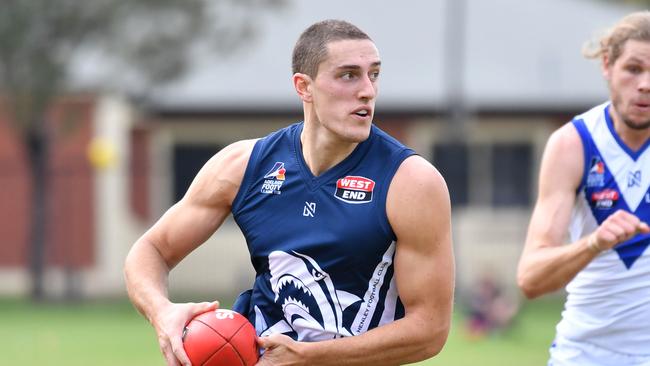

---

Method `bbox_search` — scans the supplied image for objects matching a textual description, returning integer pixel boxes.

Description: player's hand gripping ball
[183,309,258,366]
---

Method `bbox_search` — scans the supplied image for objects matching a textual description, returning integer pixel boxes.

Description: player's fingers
[193,300,219,315]
[257,335,277,350]
[619,220,638,237]
[161,343,181,366]
[614,210,646,231]
[257,336,269,348]
[605,224,626,240]
[638,221,650,233]
[170,336,192,366]
[255,356,271,366]
[598,227,621,248]
[613,209,636,220]
[612,216,645,240]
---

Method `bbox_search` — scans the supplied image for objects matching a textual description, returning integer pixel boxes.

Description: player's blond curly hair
[583,11,650,63]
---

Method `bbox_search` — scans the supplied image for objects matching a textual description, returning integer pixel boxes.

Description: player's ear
[601,54,612,81]
[293,73,313,103]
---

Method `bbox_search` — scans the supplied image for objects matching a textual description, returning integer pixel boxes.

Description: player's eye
[340,71,355,80]
[625,65,643,74]
[369,71,380,81]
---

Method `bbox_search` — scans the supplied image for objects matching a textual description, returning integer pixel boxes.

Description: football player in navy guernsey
[517,11,650,366]
[125,19,454,366]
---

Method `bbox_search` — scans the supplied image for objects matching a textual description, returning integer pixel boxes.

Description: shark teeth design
[282,296,310,314]
[275,276,312,299]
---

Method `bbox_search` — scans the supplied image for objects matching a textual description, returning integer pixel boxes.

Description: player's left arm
[384,154,455,360]
[256,155,454,365]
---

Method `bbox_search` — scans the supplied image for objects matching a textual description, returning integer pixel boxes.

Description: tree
[0,0,288,300]
[609,0,650,5]
[596,0,650,9]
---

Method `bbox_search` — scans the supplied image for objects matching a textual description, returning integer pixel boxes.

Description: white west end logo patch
[589,118,650,211]
[334,176,375,204]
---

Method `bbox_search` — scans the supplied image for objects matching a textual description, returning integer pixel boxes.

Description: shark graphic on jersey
[254,244,397,341]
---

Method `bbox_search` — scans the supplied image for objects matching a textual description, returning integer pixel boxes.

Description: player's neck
[300,120,358,177]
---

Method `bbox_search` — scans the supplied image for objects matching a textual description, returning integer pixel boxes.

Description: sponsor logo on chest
[587,156,605,188]
[261,162,286,194]
[334,176,375,204]
[591,188,619,209]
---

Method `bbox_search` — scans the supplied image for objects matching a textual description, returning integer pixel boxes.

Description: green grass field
[421,298,561,366]
[0,297,562,365]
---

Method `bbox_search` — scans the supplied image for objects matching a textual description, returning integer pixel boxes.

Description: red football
[183,309,258,366]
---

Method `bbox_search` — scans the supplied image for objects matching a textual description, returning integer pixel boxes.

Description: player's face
[310,39,380,143]
[605,39,650,130]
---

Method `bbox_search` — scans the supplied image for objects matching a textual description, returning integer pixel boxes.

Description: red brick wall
[0,97,96,268]
[0,105,30,266]
[46,98,96,268]
[130,127,150,222]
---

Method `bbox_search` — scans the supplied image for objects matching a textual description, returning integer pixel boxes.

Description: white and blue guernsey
[557,102,650,356]
[231,122,415,342]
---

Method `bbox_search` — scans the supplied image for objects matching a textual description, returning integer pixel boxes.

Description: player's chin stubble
[622,117,650,130]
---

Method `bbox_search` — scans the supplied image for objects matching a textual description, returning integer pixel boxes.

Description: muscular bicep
[525,124,584,251]
[140,139,256,268]
[387,156,454,325]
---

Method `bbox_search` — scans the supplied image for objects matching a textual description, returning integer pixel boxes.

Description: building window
[173,144,222,203]
[433,143,469,206]
[491,143,532,207]
[432,142,533,207]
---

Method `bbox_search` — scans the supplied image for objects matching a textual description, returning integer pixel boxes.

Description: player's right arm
[124,139,256,366]
[517,124,649,299]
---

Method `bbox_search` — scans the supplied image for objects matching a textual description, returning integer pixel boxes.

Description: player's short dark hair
[292,19,372,78]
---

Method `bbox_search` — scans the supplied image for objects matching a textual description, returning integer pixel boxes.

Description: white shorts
[549,336,650,366]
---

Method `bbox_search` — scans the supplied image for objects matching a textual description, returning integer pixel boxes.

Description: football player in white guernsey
[517,11,650,366]
[124,20,454,366]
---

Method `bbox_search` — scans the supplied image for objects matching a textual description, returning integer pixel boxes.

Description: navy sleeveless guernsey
[231,122,415,341]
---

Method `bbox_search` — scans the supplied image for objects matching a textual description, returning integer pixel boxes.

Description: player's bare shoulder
[386,156,450,224]
[539,122,584,191]
[389,155,449,200]
[184,139,259,207]
[546,122,583,156]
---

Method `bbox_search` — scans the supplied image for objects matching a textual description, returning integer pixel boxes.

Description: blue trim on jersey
[576,109,650,269]
[232,128,282,214]
[616,233,650,269]
[604,105,650,161]
[572,118,591,194]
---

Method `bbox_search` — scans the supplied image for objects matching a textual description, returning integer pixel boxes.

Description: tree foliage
[0,0,288,300]
[597,0,650,10]
[0,0,288,130]
[615,0,650,6]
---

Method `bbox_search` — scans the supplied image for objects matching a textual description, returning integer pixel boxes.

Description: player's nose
[638,71,650,93]
[357,74,377,100]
